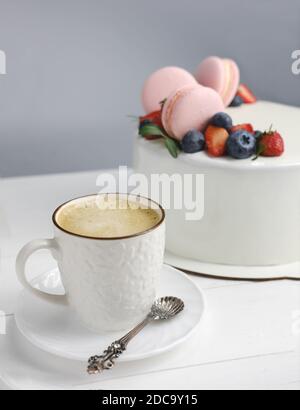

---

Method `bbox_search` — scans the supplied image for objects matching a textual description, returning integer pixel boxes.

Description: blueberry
[139,119,152,128]
[227,130,257,159]
[211,112,233,130]
[254,130,263,139]
[181,130,205,154]
[139,119,152,133]
[230,95,244,107]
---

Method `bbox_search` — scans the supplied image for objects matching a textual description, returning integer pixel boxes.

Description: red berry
[259,131,284,157]
[139,110,164,140]
[231,123,254,134]
[143,135,161,141]
[237,84,257,104]
[205,125,229,157]
[140,110,163,129]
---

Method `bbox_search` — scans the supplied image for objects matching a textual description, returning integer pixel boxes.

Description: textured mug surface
[16,194,166,333]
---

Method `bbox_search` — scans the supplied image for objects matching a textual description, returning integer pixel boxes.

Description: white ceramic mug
[16,194,166,333]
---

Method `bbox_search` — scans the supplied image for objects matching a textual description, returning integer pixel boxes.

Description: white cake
[134,101,300,267]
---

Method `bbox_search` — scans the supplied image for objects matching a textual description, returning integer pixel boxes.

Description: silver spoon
[87,296,184,375]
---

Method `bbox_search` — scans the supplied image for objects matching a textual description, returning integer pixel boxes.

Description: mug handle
[16,239,67,306]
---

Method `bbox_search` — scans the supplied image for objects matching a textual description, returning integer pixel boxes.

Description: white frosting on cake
[134,101,300,267]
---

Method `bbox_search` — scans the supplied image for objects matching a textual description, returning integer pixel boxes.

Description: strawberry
[139,110,164,140]
[143,134,161,141]
[256,128,284,158]
[231,123,254,134]
[140,110,163,129]
[205,126,229,157]
[237,84,257,104]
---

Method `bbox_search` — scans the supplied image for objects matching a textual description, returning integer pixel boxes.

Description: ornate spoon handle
[87,316,152,375]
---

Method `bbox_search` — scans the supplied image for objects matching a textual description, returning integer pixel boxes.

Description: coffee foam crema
[56,196,162,238]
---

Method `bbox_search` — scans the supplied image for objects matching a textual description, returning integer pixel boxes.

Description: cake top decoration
[142,66,197,114]
[195,56,240,107]
[137,56,284,160]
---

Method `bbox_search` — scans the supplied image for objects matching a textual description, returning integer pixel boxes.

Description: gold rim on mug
[52,193,166,241]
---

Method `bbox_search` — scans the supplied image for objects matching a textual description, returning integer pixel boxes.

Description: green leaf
[164,137,179,159]
[127,115,139,122]
[252,143,265,161]
[139,124,166,138]
[139,123,180,159]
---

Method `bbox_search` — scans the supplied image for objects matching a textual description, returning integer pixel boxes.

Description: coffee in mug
[56,196,161,239]
[16,194,165,333]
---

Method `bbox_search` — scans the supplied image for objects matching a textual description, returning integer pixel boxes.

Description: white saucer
[165,251,300,280]
[15,265,205,362]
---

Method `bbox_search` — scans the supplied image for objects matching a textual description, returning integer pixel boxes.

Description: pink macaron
[142,66,197,114]
[162,84,224,141]
[195,57,240,107]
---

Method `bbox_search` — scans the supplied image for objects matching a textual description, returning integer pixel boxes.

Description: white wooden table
[0,170,299,390]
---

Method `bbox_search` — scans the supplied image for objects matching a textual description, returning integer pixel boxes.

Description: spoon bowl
[151,296,185,320]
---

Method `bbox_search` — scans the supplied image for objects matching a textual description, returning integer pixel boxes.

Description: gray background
[0,0,299,177]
